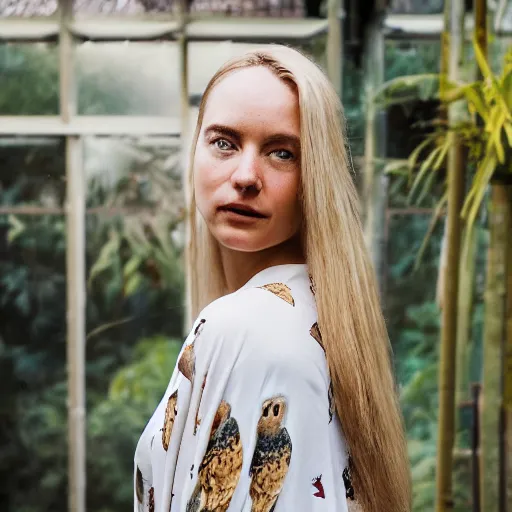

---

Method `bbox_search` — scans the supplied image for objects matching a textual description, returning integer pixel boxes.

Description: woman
[134,45,411,512]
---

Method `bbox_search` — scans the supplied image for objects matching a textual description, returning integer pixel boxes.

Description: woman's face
[193,66,302,253]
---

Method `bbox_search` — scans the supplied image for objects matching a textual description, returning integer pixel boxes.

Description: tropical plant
[376,39,512,246]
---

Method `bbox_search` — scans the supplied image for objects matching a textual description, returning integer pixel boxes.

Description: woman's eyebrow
[263,133,300,149]
[203,124,241,142]
[204,124,300,149]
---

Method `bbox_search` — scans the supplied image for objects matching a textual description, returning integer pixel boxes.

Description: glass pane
[0,137,65,208]
[76,42,179,116]
[84,136,183,211]
[385,40,440,81]
[386,213,442,510]
[189,0,304,17]
[73,0,304,16]
[0,44,59,115]
[0,0,57,16]
[73,0,178,16]
[0,213,67,512]
[390,0,443,14]
[85,211,185,511]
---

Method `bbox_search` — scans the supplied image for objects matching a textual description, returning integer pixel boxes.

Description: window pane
[189,0,304,17]
[385,40,440,81]
[390,0,443,14]
[73,0,178,15]
[0,44,59,115]
[84,136,183,211]
[85,211,184,511]
[0,137,65,209]
[0,213,67,512]
[0,0,57,16]
[73,0,304,16]
[76,42,179,116]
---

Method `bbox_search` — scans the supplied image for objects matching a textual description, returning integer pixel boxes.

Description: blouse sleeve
[165,285,349,512]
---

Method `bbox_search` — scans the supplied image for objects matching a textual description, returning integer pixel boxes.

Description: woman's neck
[219,235,305,293]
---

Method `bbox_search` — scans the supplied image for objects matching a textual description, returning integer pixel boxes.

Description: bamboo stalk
[502,184,512,511]
[436,1,466,510]
[362,14,387,297]
[481,182,509,512]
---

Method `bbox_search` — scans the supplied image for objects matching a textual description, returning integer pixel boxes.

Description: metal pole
[59,1,86,511]
[326,0,342,96]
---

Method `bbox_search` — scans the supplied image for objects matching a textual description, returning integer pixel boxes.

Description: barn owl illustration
[194,373,208,436]
[328,380,334,424]
[343,458,363,512]
[178,319,205,383]
[178,343,195,382]
[148,486,155,512]
[186,400,243,512]
[136,466,151,512]
[249,396,292,512]
[162,389,178,451]
[258,283,295,306]
[308,273,317,296]
[194,318,206,336]
[309,322,324,350]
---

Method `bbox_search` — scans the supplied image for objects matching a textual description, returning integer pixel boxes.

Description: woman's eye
[213,139,233,151]
[272,149,294,161]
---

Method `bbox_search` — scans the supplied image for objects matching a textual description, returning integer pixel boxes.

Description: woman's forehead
[202,67,300,134]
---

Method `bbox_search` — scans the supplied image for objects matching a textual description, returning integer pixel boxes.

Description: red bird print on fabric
[312,475,325,499]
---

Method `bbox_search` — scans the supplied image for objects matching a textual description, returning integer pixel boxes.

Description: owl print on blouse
[308,273,317,296]
[148,486,155,512]
[312,475,325,499]
[178,319,206,383]
[343,457,364,512]
[178,344,195,382]
[194,373,208,436]
[327,380,335,424]
[136,466,153,512]
[309,322,324,351]
[186,400,243,512]
[258,283,295,306]
[249,396,292,512]
[162,389,178,451]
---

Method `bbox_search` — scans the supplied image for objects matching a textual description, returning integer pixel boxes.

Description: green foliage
[87,336,181,511]
[378,41,512,254]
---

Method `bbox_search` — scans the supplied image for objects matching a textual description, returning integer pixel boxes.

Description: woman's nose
[230,151,262,192]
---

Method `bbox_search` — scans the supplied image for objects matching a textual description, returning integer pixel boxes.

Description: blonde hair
[185,45,411,512]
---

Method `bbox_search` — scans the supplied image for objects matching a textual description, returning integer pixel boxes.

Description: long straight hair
[185,45,412,512]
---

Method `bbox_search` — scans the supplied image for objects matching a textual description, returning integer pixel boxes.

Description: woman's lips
[218,203,268,219]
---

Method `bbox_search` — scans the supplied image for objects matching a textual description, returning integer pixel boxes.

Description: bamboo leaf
[462,150,498,234]
[485,108,506,163]
[414,191,448,271]
[88,231,121,287]
[124,272,143,297]
[464,84,489,122]
[123,255,143,279]
[409,146,443,204]
[383,159,409,175]
[408,138,434,175]
[504,121,512,147]
[473,36,511,117]
[7,214,26,244]
[473,35,494,82]
[373,73,441,110]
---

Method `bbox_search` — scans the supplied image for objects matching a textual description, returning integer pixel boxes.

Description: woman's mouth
[218,203,268,219]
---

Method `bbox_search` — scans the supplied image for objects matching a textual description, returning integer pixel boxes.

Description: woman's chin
[213,232,271,253]
[217,237,269,253]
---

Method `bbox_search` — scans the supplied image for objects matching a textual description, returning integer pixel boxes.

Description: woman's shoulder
[196,274,325,369]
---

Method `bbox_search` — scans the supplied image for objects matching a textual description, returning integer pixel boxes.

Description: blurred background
[0,0,511,511]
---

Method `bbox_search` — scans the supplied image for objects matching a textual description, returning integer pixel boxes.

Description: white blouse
[134,263,355,512]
